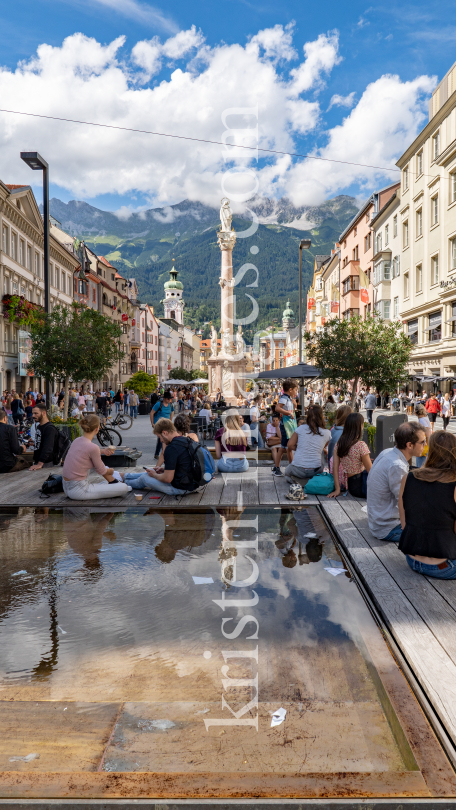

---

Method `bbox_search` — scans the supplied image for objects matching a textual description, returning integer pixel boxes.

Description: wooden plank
[199,475,224,506]
[320,500,456,748]
[218,475,241,505]
[239,472,259,505]
[178,487,206,506]
[258,468,279,504]
[339,500,456,667]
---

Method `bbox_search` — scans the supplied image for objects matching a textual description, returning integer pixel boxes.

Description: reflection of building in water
[217,508,245,588]
[149,509,215,564]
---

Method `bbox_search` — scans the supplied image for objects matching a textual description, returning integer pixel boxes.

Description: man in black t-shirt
[123,418,198,495]
[29,403,58,471]
[0,408,29,473]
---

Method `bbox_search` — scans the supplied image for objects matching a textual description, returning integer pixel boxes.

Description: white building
[0,182,78,393]
[162,260,184,324]
[370,189,402,322]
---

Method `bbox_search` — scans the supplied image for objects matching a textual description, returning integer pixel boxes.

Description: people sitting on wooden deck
[214,412,249,473]
[284,405,330,483]
[28,403,59,472]
[398,430,456,579]
[124,418,200,496]
[366,422,426,543]
[266,413,282,469]
[328,413,372,499]
[62,414,130,501]
[0,408,29,474]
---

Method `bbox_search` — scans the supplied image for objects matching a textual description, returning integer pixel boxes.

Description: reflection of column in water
[217,507,244,588]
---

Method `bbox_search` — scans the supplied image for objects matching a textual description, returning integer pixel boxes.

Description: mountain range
[46,195,358,339]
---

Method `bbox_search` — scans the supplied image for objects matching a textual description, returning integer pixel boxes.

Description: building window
[431,255,439,285]
[404,273,409,298]
[364,232,371,252]
[452,302,456,337]
[376,232,382,252]
[452,237,456,270]
[429,310,442,342]
[342,308,360,320]
[416,208,422,237]
[403,165,409,190]
[403,220,409,248]
[2,225,8,254]
[394,296,399,318]
[431,194,439,226]
[417,150,423,177]
[122,324,128,334]
[451,171,456,204]
[384,300,390,320]
[393,215,398,237]
[407,319,418,345]
[352,245,359,260]
[385,224,389,246]
[416,263,422,292]
[354,226,357,236]
[19,240,25,266]
[392,255,400,278]
[92,288,96,303]
[342,276,360,294]
[432,130,440,161]
[11,232,17,261]
[26,245,32,271]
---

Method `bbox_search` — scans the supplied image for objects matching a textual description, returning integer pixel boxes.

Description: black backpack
[53,428,71,465]
[39,473,64,498]
[173,436,212,489]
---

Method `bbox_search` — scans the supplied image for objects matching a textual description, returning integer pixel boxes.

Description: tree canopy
[123,370,157,398]
[305,315,412,401]
[29,304,124,416]
[168,367,207,381]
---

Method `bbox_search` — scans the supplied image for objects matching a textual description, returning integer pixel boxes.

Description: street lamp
[20,151,51,407]
[298,238,312,413]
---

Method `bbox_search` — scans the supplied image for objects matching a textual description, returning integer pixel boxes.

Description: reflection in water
[146,509,215,563]
[63,508,116,580]
[217,507,244,587]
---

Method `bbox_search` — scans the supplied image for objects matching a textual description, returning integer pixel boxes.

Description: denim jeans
[366,409,373,424]
[216,457,249,473]
[415,455,427,468]
[284,464,322,482]
[382,524,402,542]
[250,424,264,448]
[115,401,121,412]
[130,405,138,419]
[406,555,456,580]
[124,471,187,496]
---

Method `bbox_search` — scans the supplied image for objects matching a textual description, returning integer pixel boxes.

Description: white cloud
[0,28,436,210]
[284,73,436,205]
[327,91,356,110]
[132,25,204,80]
[289,31,341,96]
[249,23,297,62]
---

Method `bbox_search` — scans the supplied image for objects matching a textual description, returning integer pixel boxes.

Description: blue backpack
[304,472,335,495]
[180,437,216,488]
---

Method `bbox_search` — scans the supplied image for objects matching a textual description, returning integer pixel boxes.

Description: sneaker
[126,485,132,492]
[272,466,284,477]
[286,483,307,501]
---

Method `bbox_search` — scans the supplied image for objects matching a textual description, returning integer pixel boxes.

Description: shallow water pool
[0,505,453,799]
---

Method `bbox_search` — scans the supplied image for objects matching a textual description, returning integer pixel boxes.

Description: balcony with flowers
[2,294,44,327]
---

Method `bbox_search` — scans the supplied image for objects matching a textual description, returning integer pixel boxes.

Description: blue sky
[1,0,456,213]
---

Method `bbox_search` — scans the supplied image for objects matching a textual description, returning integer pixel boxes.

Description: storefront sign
[122,313,128,322]
[18,330,32,377]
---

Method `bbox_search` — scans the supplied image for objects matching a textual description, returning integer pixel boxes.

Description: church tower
[282,301,295,331]
[162,259,184,324]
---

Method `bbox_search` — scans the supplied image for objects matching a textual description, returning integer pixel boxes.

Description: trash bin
[138,399,151,415]
[100,446,142,468]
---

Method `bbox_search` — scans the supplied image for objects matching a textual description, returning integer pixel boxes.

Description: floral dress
[330,440,370,490]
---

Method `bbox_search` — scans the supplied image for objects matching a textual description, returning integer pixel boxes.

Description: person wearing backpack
[123,418,199,495]
[151,391,174,459]
[29,402,59,471]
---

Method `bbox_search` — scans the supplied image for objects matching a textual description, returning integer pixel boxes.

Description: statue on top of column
[210,323,218,357]
[235,324,244,356]
[220,197,232,233]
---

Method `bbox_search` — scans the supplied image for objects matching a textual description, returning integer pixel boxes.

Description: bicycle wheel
[97,428,122,447]
[116,412,133,430]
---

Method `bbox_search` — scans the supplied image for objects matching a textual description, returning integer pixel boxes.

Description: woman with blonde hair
[327,404,352,463]
[398,430,456,579]
[62,413,130,500]
[215,410,249,473]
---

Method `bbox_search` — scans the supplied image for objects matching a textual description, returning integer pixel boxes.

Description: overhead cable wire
[0,107,440,180]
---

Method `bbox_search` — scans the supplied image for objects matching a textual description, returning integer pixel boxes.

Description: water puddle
[0,505,454,799]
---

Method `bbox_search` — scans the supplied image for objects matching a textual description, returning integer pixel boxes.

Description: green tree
[305,315,412,405]
[29,303,124,418]
[168,367,193,381]
[123,370,157,398]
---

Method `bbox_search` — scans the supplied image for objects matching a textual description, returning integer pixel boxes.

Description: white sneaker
[126,486,132,492]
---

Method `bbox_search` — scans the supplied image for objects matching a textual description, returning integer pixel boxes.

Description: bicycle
[95,416,122,447]
[106,411,133,430]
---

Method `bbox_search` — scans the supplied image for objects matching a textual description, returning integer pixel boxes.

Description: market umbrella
[256,363,321,380]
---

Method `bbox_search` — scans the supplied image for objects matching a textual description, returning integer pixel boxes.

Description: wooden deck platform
[2,465,456,765]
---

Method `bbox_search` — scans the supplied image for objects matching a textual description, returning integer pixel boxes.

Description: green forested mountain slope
[48,195,358,340]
